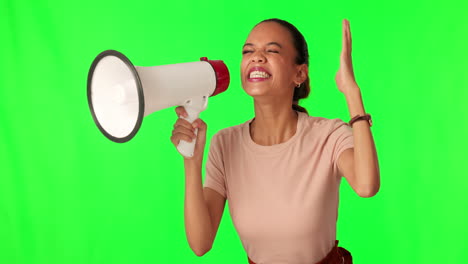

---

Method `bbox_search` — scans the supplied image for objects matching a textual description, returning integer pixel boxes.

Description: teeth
[249,70,270,79]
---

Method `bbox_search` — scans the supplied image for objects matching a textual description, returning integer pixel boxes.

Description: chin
[242,83,270,97]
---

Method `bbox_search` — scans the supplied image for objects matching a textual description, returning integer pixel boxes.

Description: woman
[170,18,380,264]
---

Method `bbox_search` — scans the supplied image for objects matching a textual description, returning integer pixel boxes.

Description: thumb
[192,119,207,153]
[193,119,207,135]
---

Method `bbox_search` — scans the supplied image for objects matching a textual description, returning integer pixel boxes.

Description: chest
[225,143,339,222]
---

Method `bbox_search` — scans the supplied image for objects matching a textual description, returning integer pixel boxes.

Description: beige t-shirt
[203,111,354,264]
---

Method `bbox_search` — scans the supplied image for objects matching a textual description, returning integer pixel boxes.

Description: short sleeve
[328,118,354,175]
[203,133,227,198]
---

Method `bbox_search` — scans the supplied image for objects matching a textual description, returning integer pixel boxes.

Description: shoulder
[300,112,349,135]
[210,120,247,147]
[213,122,244,138]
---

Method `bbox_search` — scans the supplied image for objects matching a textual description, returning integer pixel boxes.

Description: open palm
[335,19,357,95]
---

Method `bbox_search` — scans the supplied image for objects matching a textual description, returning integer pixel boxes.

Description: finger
[192,119,207,132]
[173,126,197,139]
[341,19,347,55]
[171,133,194,146]
[346,19,352,54]
[174,118,195,131]
[175,106,188,118]
[340,21,349,58]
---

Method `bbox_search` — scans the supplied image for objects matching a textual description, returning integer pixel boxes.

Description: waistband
[247,240,352,264]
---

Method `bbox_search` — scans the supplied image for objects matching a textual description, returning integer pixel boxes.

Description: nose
[251,51,266,63]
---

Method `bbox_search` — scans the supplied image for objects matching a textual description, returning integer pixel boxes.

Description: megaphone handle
[177,109,200,158]
[177,96,208,158]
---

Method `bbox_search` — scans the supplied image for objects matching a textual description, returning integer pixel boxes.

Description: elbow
[357,187,379,198]
[189,238,213,257]
[356,178,380,198]
[187,228,214,256]
[192,245,212,256]
[354,169,380,198]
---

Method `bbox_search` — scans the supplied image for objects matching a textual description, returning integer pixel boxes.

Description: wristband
[348,114,372,127]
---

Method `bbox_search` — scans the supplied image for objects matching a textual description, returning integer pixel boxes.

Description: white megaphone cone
[87,50,229,157]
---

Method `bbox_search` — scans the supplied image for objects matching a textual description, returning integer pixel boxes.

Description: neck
[249,102,299,146]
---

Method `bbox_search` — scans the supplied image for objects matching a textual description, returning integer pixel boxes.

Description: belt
[247,240,352,264]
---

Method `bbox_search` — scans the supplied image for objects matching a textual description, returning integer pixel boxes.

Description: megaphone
[87,50,229,157]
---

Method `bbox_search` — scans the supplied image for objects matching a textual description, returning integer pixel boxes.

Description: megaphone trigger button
[202,95,208,108]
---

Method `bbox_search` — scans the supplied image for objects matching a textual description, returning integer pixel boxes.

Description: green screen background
[1,0,467,263]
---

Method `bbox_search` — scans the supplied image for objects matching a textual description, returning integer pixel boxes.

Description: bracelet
[348,114,372,127]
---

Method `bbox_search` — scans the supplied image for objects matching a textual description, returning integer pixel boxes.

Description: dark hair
[257,18,310,114]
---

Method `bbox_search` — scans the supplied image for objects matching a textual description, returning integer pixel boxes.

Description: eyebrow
[243,42,283,49]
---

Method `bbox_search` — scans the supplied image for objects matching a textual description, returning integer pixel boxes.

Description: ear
[294,64,308,85]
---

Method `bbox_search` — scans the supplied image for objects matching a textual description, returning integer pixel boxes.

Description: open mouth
[248,66,271,82]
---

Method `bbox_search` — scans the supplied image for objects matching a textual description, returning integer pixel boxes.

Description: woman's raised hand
[335,19,359,95]
[170,106,208,163]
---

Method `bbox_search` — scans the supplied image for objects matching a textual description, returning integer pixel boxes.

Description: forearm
[344,86,380,195]
[183,159,214,255]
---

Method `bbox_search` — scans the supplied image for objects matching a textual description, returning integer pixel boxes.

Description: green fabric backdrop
[1,0,467,263]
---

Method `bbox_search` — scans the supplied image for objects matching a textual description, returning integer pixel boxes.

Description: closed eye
[242,50,253,54]
[267,50,279,53]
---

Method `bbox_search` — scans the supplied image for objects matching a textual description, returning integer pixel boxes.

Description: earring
[296,83,301,88]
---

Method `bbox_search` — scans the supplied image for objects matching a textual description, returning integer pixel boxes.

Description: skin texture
[170,19,380,256]
[240,21,308,146]
[335,19,380,198]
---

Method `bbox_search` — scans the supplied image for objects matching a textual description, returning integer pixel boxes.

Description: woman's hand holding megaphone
[171,106,207,163]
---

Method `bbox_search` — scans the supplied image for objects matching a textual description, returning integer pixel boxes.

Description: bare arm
[337,90,380,197]
[184,159,226,256]
[335,19,380,197]
[171,106,226,256]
